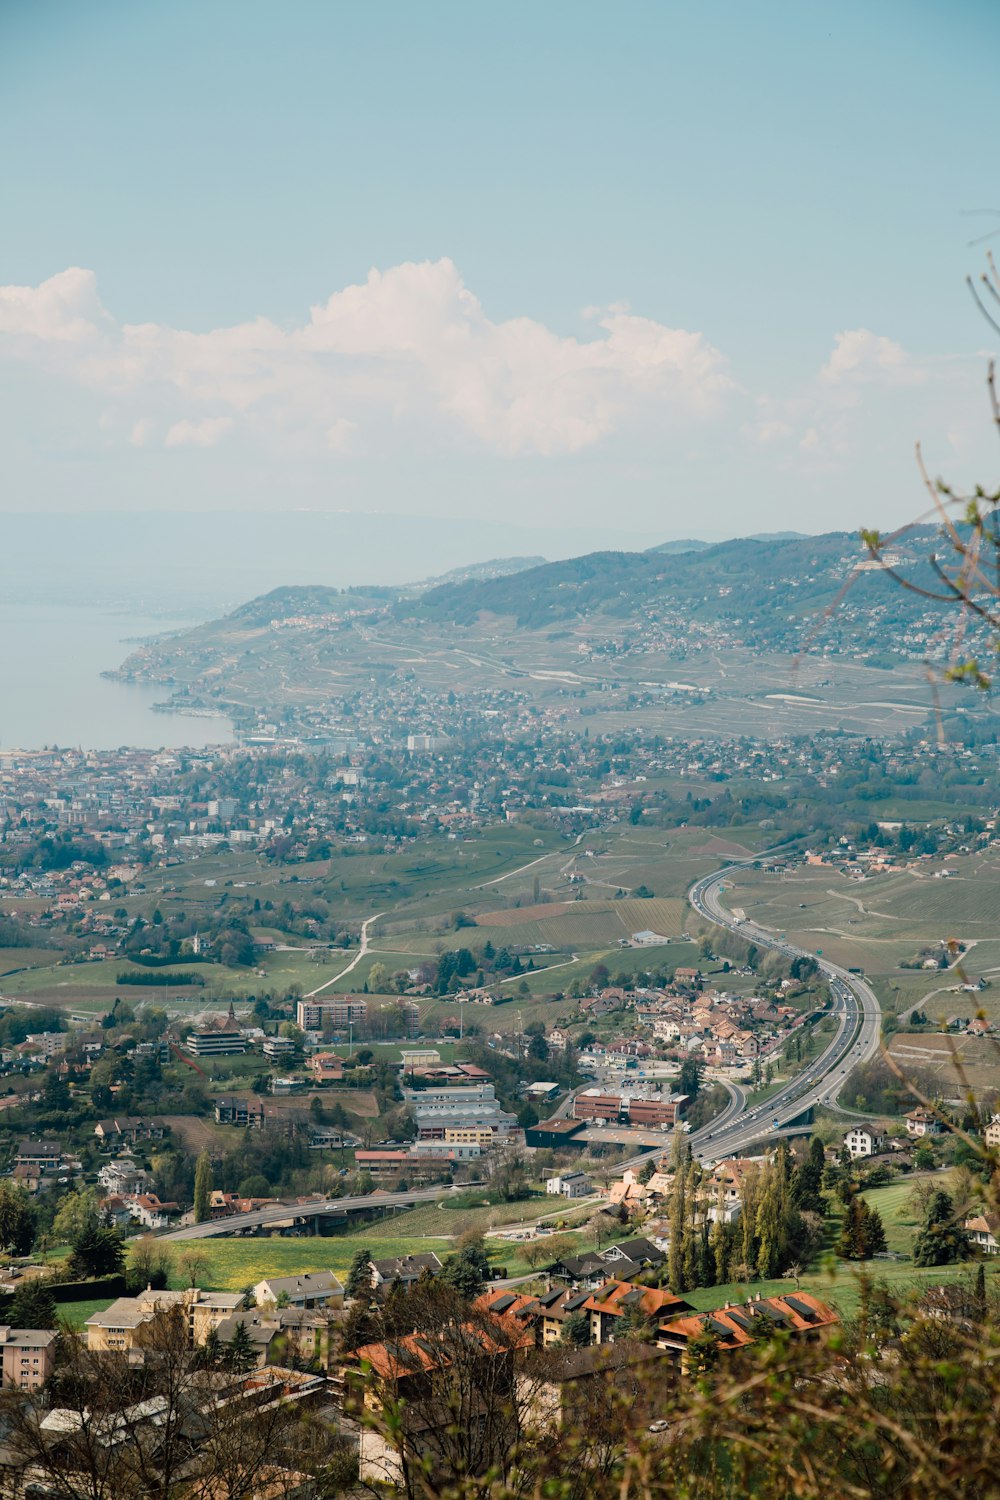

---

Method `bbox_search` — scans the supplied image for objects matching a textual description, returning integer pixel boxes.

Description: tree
[527,1032,549,1062]
[193,1150,213,1223]
[227,1318,258,1374]
[8,1279,57,1329]
[791,1137,826,1215]
[177,1248,210,1289]
[440,1240,491,1300]
[836,1194,887,1261]
[0,1182,36,1257]
[521,1238,553,1271]
[367,961,388,993]
[69,1222,126,1279]
[913,1190,970,1267]
[127,1235,173,1293]
[53,1186,99,1247]
[678,1056,703,1099]
[346,1246,373,1299]
[195,1324,223,1370]
[562,1310,591,1347]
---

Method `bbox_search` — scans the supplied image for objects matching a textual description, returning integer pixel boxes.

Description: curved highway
[681,862,882,1162]
[164,859,882,1239]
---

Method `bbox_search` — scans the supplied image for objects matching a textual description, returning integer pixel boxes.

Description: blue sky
[1,0,997,542]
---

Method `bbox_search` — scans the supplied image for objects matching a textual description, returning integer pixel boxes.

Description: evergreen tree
[562,1311,591,1347]
[740,1167,761,1274]
[755,1171,781,1280]
[346,1246,372,1300]
[792,1137,826,1214]
[837,1195,887,1261]
[227,1319,257,1374]
[668,1169,687,1292]
[8,1280,56,1330]
[710,1199,729,1286]
[193,1151,213,1224]
[439,1242,490,1300]
[912,1190,970,1267]
[68,1223,125,1279]
[196,1325,222,1369]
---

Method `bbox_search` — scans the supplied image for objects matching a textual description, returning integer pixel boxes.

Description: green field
[55,1297,117,1330]
[684,1258,1000,1323]
[720,855,1000,1039]
[173,1191,592,1291]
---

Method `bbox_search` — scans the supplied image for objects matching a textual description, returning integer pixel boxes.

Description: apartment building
[0,1326,57,1390]
[296,997,368,1031]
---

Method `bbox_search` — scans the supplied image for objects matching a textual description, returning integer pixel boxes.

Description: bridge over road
[160,1184,460,1241]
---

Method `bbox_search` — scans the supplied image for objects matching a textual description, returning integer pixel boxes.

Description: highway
[163,858,882,1239]
[680,862,882,1162]
[160,1185,456,1241]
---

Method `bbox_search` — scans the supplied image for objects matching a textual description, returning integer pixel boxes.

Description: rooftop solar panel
[759,1304,790,1324]
[726,1309,754,1332]
[782,1295,819,1322]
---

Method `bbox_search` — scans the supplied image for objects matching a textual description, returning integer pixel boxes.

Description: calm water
[0,603,233,750]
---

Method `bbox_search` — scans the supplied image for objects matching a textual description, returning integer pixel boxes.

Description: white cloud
[820,328,925,386]
[0,259,735,457]
[164,416,234,448]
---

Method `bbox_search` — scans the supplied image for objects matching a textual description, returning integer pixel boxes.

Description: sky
[1,0,998,546]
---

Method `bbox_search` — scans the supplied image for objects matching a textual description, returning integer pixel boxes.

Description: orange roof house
[657,1291,838,1368]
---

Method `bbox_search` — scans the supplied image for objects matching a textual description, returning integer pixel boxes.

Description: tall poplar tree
[193,1151,213,1224]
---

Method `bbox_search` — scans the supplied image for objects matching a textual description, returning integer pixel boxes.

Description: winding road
[304,911,384,998]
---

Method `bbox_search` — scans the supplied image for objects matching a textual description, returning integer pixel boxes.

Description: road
[160,1184,456,1241]
[680,863,882,1161]
[167,858,881,1240]
[304,912,384,998]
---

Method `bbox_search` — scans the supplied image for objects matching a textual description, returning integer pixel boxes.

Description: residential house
[551,1251,630,1291]
[585,1280,693,1344]
[599,1238,665,1272]
[491,1284,593,1347]
[906,1108,944,1138]
[964,1212,1000,1255]
[214,1096,266,1128]
[14,1140,63,1175]
[93,1117,166,1146]
[984,1114,1000,1150]
[306,1052,345,1085]
[521,1341,674,1434]
[344,1322,517,1488]
[214,1305,336,1369]
[129,1193,181,1230]
[657,1292,839,1370]
[545,1172,593,1200]
[843,1127,886,1159]
[97,1159,153,1196]
[368,1253,443,1292]
[252,1270,344,1310]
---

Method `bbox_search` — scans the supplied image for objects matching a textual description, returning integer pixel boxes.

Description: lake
[0,603,233,750]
